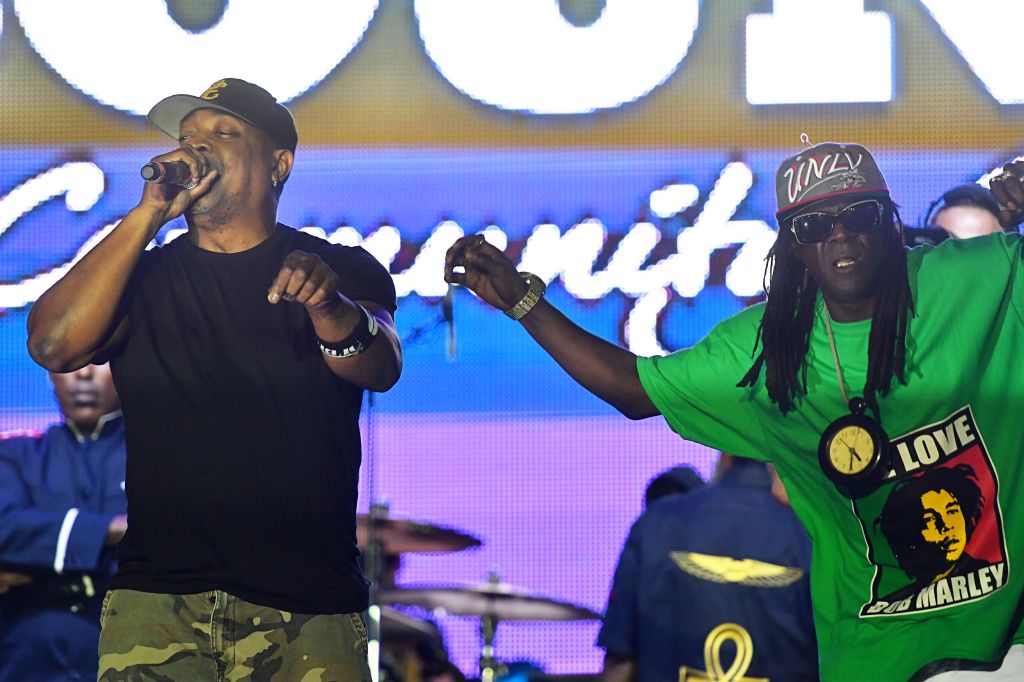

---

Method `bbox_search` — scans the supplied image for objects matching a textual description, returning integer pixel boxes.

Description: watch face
[828,424,875,475]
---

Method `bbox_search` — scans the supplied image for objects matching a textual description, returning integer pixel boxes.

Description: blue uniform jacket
[0,413,126,680]
[0,414,126,596]
[598,463,819,681]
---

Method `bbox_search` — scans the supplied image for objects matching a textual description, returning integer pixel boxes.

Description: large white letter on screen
[746,0,892,104]
[919,1,1024,104]
[14,0,378,115]
[415,0,700,114]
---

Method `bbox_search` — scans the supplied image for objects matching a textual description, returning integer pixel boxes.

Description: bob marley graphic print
[857,406,1008,617]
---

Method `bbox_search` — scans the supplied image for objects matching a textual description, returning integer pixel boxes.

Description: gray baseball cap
[776,141,889,219]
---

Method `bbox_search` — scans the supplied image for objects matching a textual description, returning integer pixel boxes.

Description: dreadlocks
[737,200,915,416]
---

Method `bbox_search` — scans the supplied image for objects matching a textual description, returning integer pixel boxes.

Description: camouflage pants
[97,589,370,682]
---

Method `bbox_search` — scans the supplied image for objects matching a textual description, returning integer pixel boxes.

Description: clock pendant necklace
[817,308,893,498]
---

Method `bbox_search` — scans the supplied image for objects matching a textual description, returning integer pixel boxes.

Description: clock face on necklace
[828,424,875,475]
[818,410,891,498]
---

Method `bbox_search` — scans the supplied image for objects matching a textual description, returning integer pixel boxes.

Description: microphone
[443,283,455,359]
[140,161,197,189]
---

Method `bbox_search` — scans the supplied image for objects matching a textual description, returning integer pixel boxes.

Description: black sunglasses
[789,199,886,245]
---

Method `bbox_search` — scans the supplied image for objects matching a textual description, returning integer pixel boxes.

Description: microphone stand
[364,385,384,681]
[363,294,454,681]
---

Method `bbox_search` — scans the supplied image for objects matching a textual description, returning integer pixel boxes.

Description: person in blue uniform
[0,363,126,681]
[598,455,818,682]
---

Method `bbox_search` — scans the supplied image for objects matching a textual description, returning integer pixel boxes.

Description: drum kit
[360,314,599,681]
[358,506,600,682]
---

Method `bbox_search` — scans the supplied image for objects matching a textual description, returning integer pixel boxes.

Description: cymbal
[379,605,441,643]
[357,515,482,554]
[379,583,601,621]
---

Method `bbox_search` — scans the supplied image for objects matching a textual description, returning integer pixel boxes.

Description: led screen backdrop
[2,0,1022,674]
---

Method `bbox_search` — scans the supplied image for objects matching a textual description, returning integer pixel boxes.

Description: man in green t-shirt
[444,143,1024,680]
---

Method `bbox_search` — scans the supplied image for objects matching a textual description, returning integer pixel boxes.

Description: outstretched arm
[267,250,403,392]
[27,148,219,372]
[443,234,658,419]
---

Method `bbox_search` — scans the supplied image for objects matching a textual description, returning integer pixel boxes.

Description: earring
[272,178,278,188]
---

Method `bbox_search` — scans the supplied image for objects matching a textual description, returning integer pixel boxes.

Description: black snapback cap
[147,78,298,152]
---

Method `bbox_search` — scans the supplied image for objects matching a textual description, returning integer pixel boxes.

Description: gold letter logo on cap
[201,80,228,101]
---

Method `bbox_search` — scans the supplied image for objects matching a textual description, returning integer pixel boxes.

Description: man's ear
[271,149,294,186]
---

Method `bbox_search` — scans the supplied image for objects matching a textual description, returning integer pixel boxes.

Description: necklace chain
[823,308,851,406]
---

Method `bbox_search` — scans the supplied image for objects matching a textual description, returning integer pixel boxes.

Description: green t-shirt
[639,232,1024,680]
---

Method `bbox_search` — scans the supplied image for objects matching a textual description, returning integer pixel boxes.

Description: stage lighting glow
[599,222,662,298]
[354,225,403,269]
[0,222,115,311]
[559,219,611,299]
[723,221,777,297]
[480,225,509,252]
[0,158,776,336]
[626,287,670,356]
[0,161,103,240]
[414,0,701,114]
[670,163,772,298]
[919,0,1024,104]
[14,0,378,114]
[745,0,893,104]
[650,183,700,219]
[394,220,465,297]
[325,225,362,247]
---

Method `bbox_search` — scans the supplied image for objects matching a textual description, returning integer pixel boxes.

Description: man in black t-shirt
[27,78,402,681]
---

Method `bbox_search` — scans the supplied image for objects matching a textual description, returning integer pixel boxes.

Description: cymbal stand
[479,571,506,682]
[480,611,499,682]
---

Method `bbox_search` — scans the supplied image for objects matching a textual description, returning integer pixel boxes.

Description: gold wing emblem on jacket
[670,551,804,587]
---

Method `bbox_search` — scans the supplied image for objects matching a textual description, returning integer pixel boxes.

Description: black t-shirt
[108,225,396,614]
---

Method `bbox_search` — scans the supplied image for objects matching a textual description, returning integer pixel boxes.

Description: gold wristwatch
[504,272,546,321]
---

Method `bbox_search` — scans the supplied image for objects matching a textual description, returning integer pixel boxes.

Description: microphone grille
[140,163,161,182]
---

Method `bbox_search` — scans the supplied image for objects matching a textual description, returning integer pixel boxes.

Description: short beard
[189,189,245,228]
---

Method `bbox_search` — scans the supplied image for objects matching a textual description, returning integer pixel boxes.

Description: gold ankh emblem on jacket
[679,623,769,682]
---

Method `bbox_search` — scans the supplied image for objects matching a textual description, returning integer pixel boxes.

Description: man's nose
[183,136,210,153]
[826,217,855,242]
[72,364,94,380]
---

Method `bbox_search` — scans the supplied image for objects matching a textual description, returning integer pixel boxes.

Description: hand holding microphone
[135,152,216,225]
[140,160,198,189]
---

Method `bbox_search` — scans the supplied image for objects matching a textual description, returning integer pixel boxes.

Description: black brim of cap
[147,94,261,141]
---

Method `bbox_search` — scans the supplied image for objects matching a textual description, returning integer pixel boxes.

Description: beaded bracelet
[318,305,379,358]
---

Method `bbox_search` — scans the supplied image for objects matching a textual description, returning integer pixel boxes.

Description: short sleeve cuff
[637,354,686,436]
